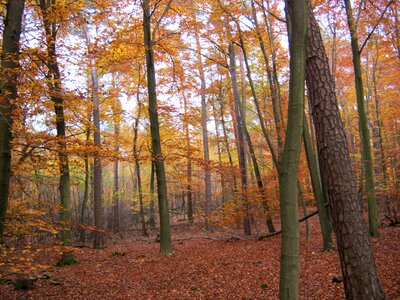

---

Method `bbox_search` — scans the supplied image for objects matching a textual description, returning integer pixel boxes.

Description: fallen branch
[174,236,221,242]
[257,210,319,240]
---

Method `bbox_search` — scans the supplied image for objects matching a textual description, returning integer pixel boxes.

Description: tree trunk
[0,0,25,240]
[306,3,385,299]
[229,43,251,236]
[113,114,120,234]
[238,33,275,233]
[90,56,105,249]
[182,94,193,224]
[142,0,172,255]
[149,161,156,230]
[278,1,307,298]
[195,32,212,230]
[40,0,71,245]
[303,115,333,250]
[343,0,379,237]
[79,128,90,242]
[133,96,147,236]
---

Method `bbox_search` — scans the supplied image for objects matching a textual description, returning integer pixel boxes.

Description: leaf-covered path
[1,221,399,299]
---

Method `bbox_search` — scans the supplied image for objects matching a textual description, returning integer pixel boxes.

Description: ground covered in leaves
[1,218,399,299]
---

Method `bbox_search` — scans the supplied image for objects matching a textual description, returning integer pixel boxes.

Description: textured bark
[0,0,25,239]
[39,0,71,245]
[278,1,307,299]
[229,43,251,236]
[344,0,379,237]
[143,0,172,255]
[306,4,385,299]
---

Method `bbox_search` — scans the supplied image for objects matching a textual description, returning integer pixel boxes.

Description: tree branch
[359,0,394,54]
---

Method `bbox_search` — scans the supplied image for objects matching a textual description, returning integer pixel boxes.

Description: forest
[0,0,399,299]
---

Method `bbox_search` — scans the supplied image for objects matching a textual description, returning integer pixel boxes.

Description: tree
[85,30,105,249]
[39,0,72,245]
[142,0,172,255]
[278,0,307,298]
[343,0,380,237]
[0,0,25,240]
[228,42,251,236]
[305,3,385,298]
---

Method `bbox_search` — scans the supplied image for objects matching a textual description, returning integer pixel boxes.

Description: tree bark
[343,0,379,237]
[278,1,307,298]
[195,31,212,230]
[133,96,147,236]
[229,43,251,236]
[142,0,172,255]
[306,3,385,299]
[39,0,72,245]
[303,115,333,250]
[89,56,105,249]
[0,0,25,240]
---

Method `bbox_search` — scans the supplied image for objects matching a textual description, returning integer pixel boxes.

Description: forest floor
[1,215,399,300]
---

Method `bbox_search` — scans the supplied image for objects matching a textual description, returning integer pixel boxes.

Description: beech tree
[0,0,25,240]
[278,0,307,298]
[142,0,172,255]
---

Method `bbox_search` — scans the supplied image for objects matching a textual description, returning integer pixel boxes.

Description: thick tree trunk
[343,0,379,237]
[143,0,172,255]
[278,1,307,299]
[0,0,25,240]
[229,43,251,236]
[306,4,385,299]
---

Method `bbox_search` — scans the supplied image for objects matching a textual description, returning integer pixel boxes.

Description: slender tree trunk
[89,56,105,249]
[219,96,237,193]
[194,32,212,230]
[238,30,276,233]
[142,0,172,255]
[344,0,379,237]
[0,0,25,240]
[278,1,307,298]
[182,94,193,224]
[133,97,147,236]
[306,3,385,298]
[250,0,284,156]
[149,161,156,230]
[371,47,388,187]
[229,43,251,236]
[79,128,90,242]
[303,114,333,250]
[211,101,227,204]
[113,115,120,234]
[40,0,71,245]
